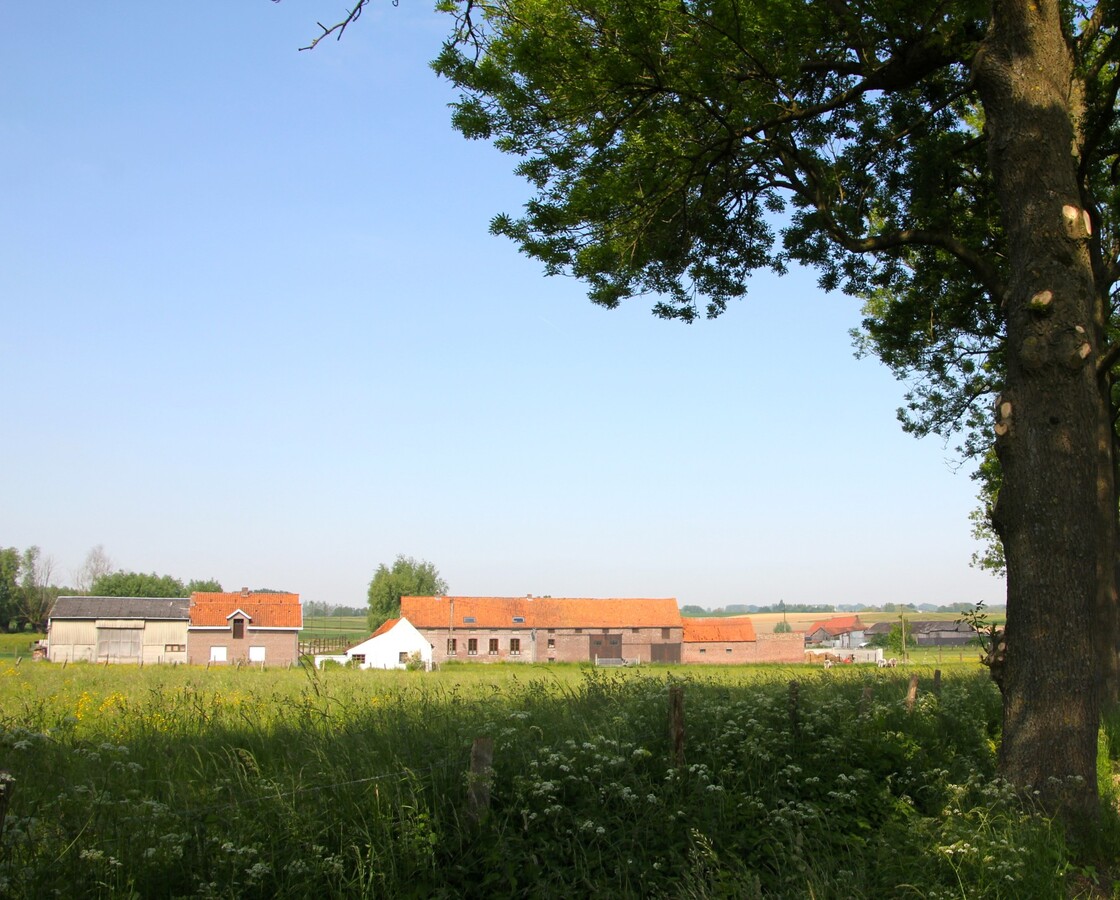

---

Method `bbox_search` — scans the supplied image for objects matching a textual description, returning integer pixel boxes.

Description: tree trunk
[975,0,1115,822]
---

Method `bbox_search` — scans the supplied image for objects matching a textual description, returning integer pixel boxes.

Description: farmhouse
[805,615,866,648]
[681,616,804,664]
[316,617,432,670]
[401,596,684,665]
[188,589,302,666]
[47,596,189,664]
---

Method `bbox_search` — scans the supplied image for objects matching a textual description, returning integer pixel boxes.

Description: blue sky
[1,2,1005,610]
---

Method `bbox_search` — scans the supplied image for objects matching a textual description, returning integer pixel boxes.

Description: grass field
[0,659,1116,897]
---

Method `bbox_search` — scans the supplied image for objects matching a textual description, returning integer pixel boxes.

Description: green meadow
[0,660,1116,898]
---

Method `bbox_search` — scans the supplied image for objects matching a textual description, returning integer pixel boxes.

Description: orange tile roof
[401,596,681,629]
[370,618,399,638]
[681,617,757,643]
[807,615,865,636]
[189,591,302,628]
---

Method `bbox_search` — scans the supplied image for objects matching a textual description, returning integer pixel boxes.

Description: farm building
[187,589,302,666]
[47,596,189,664]
[864,620,977,646]
[805,615,866,648]
[401,596,684,665]
[681,617,804,664]
[315,617,432,670]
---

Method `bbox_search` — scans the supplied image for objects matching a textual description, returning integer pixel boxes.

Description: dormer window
[232,618,245,640]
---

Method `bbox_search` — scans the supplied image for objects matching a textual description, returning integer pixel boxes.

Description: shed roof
[681,617,756,643]
[401,596,682,629]
[189,591,302,628]
[806,615,865,636]
[50,596,189,620]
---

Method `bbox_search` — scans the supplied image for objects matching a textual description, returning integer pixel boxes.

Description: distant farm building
[681,616,804,664]
[316,617,432,670]
[47,596,189,664]
[864,620,977,646]
[401,596,684,665]
[188,589,302,666]
[805,615,866,648]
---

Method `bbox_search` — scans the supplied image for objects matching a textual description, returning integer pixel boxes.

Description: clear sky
[1,2,1006,610]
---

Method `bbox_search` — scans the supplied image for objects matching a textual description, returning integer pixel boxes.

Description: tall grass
[0,661,1113,898]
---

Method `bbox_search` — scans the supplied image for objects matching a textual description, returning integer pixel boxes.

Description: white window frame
[210,646,228,663]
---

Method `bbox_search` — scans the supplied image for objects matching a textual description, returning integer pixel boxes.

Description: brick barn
[401,596,684,665]
[681,616,805,664]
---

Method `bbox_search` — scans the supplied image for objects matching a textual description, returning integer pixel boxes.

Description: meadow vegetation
[0,661,1116,898]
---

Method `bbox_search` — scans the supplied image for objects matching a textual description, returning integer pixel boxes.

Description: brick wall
[188,629,299,666]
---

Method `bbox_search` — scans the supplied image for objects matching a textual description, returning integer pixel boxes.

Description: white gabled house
[317,617,432,670]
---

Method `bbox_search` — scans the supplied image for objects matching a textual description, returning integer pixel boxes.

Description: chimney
[241,587,250,598]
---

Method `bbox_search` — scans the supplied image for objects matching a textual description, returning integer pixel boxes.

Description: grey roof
[50,596,190,621]
[865,620,974,635]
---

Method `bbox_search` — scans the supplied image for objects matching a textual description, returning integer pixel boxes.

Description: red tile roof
[681,617,756,643]
[401,596,681,629]
[807,615,865,636]
[370,617,399,638]
[189,591,302,628]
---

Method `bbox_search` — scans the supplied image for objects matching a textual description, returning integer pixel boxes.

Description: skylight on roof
[513,616,525,623]
[463,616,476,624]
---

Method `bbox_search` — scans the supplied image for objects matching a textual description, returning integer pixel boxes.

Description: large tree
[90,570,187,598]
[302,0,1119,819]
[367,555,448,630]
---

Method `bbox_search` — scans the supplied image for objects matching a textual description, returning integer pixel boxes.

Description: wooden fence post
[932,669,941,697]
[859,683,874,717]
[668,686,685,767]
[467,737,494,825]
[906,674,919,711]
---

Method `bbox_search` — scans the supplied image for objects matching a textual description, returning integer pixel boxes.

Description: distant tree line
[0,543,223,632]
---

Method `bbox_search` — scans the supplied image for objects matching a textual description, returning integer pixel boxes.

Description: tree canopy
[367,555,448,630]
[90,571,188,598]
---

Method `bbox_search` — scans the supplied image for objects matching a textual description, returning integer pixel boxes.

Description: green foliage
[366,555,448,630]
[90,570,187,598]
[0,663,1104,897]
[0,549,20,632]
[185,578,223,593]
[773,620,792,633]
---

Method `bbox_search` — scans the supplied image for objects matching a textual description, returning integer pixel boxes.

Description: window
[632,628,640,633]
[489,638,499,655]
[463,616,476,624]
[661,628,671,639]
[164,644,184,653]
[468,638,478,655]
[547,638,555,649]
[510,638,521,656]
[447,638,457,654]
[96,628,141,660]
[249,646,266,663]
[232,618,245,640]
[726,647,733,653]
[574,628,583,634]
[513,616,525,624]
[398,652,408,663]
[210,646,227,663]
[699,648,707,654]
[602,628,609,634]
[351,654,366,665]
